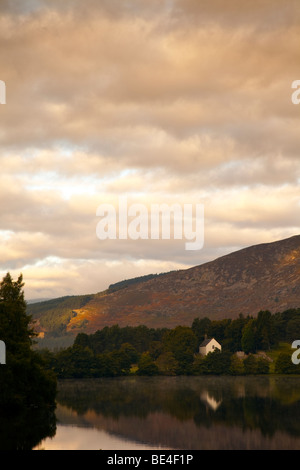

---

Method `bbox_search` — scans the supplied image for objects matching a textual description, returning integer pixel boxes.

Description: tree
[163,326,197,374]
[243,354,258,374]
[256,356,270,374]
[74,332,90,348]
[286,317,300,343]
[156,352,179,375]
[241,319,257,354]
[192,317,211,344]
[119,343,139,373]
[204,349,232,375]
[0,273,36,352]
[148,340,163,360]
[256,310,277,350]
[0,273,57,407]
[275,352,300,374]
[208,319,231,345]
[229,354,245,375]
[191,354,210,375]
[137,352,159,376]
[243,354,269,375]
[224,314,248,352]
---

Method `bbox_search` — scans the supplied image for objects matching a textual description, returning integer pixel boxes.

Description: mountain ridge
[28,234,300,338]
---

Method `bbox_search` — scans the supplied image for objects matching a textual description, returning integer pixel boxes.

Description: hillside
[28,235,300,338]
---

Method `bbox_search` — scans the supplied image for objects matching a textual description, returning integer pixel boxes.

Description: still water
[34,376,300,450]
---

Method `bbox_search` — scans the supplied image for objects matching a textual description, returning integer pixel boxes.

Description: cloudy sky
[0,0,300,300]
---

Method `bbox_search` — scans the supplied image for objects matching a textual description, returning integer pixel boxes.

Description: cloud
[0,0,299,298]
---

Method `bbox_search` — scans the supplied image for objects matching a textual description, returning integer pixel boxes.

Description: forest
[38,307,300,378]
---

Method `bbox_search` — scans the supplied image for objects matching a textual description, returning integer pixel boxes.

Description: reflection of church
[200,391,222,411]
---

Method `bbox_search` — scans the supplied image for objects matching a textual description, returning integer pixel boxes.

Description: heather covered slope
[29,235,300,337]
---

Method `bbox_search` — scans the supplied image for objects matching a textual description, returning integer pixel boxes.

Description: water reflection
[39,376,300,450]
[35,424,166,450]
[0,405,56,450]
[200,391,222,411]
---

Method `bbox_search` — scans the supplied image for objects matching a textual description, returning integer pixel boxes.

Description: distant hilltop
[108,271,176,292]
[28,234,300,339]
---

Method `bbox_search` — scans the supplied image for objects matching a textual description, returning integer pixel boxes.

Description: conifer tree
[0,273,56,407]
[0,273,36,354]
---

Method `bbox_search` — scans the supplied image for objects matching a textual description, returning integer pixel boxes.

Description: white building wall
[200,338,221,355]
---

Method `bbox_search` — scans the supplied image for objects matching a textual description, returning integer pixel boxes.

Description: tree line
[39,308,300,378]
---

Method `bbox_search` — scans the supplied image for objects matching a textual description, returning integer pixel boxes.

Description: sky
[0,0,300,300]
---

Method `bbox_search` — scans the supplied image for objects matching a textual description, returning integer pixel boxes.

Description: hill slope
[29,235,300,337]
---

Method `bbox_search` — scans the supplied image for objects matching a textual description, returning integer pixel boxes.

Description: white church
[199,337,222,356]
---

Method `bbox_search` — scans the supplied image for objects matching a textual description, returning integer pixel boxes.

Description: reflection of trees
[0,406,56,450]
[56,377,300,438]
